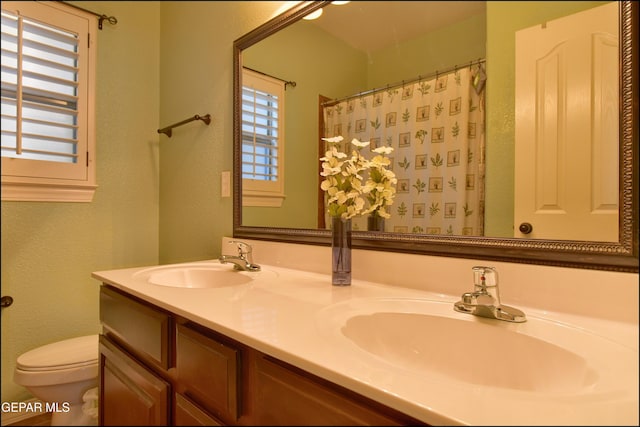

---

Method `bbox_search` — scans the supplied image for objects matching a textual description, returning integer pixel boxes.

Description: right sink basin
[316,297,638,395]
[341,310,593,393]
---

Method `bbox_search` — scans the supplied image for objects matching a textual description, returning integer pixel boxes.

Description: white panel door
[514,2,618,241]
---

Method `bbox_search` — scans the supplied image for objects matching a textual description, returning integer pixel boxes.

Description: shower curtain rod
[322,58,486,106]
[243,67,297,90]
[60,1,118,29]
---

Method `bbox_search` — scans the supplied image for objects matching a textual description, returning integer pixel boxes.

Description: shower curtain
[322,65,486,236]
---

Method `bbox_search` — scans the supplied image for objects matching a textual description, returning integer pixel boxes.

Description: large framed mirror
[233,1,638,272]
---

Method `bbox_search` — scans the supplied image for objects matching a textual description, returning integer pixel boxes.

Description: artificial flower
[320,136,396,220]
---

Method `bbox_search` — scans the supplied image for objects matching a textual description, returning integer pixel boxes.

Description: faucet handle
[471,266,500,304]
[229,240,252,259]
[472,266,498,288]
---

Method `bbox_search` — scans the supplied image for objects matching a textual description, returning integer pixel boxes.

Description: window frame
[1,1,97,202]
[241,68,285,207]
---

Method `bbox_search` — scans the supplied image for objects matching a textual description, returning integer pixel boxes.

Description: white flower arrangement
[320,136,397,220]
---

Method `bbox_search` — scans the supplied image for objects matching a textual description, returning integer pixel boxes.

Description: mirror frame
[233,1,638,273]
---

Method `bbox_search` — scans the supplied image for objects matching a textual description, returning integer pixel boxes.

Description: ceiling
[309,1,486,52]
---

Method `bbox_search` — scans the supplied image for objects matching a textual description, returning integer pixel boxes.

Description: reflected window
[241,68,285,207]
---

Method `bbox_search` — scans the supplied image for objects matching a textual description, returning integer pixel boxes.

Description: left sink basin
[133,262,254,288]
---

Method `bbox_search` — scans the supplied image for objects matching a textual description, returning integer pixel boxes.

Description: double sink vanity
[92,240,638,426]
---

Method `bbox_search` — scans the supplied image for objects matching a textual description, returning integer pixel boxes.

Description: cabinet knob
[1,295,14,308]
[518,222,533,234]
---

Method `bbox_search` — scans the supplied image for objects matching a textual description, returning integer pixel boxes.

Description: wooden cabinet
[99,284,426,426]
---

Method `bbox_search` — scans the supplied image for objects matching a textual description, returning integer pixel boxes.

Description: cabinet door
[254,354,424,426]
[175,323,240,423]
[100,336,170,426]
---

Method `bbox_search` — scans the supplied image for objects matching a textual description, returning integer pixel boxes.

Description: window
[241,68,285,207]
[1,1,97,202]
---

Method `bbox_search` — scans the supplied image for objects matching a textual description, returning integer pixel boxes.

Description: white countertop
[92,260,639,426]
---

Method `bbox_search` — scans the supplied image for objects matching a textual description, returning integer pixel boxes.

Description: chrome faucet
[218,240,261,272]
[453,266,526,323]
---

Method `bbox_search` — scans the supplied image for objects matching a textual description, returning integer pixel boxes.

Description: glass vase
[367,214,385,232]
[331,216,352,286]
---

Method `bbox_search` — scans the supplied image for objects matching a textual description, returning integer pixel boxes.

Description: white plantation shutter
[241,68,285,207]
[1,1,96,202]
[242,86,279,181]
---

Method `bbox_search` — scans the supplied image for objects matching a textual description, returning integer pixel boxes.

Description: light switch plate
[221,170,231,198]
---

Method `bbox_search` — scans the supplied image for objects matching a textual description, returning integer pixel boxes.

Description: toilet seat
[16,335,98,372]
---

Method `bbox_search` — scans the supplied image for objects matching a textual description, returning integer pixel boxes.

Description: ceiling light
[331,1,351,5]
[303,8,323,20]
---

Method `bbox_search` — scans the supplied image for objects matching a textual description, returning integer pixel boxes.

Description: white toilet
[14,335,99,426]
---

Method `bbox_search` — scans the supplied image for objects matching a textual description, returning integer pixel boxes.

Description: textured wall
[1,1,161,403]
[158,1,289,263]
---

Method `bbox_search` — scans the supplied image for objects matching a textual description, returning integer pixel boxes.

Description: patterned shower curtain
[322,65,486,236]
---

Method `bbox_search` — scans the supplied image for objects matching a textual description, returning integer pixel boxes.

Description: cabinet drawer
[175,323,240,423]
[100,285,171,370]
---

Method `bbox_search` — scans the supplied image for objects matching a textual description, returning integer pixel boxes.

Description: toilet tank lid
[16,335,98,370]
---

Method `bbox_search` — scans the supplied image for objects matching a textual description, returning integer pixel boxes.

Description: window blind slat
[241,150,278,161]
[20,116,77,131]
[3,83,78,107]
[22,75,79,99]
[23,54,79,78]
[23,18,78,46]
[242,89,279,103]
[242,141,278,151]
[22,36,78,56]
[241,121,278,136]
[12,131,77,145]
[2,95,79,119]
[242,107,278,120]
[242,109,278,121]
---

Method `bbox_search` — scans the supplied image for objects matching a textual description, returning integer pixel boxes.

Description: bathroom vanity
[93,256,638,426]
[98,283,423,426]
